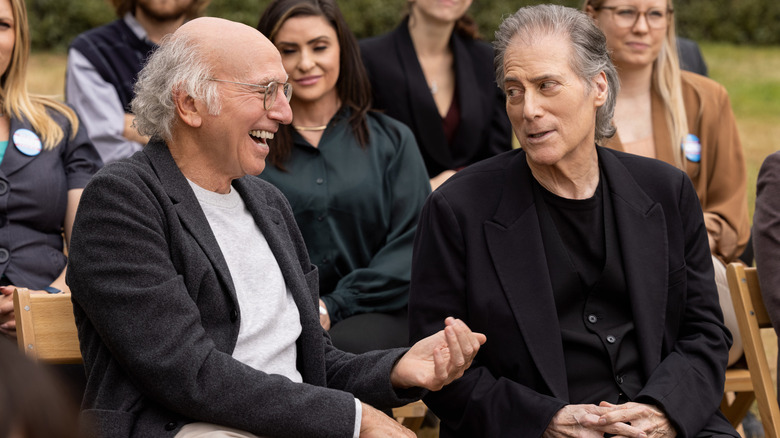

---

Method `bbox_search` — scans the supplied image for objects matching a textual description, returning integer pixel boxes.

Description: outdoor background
[26,0,780,50]
[22,0,780,433]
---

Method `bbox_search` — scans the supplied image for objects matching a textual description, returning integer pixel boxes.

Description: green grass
[701,43,780,221]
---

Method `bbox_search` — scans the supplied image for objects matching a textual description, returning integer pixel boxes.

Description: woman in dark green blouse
[257,0,431,353]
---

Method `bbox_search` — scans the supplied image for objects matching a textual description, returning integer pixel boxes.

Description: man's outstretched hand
[391,317,486,391]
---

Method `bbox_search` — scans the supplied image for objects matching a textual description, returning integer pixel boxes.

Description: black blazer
[408,147,736,437]
[677,36,708,76]
[360,20,512,178]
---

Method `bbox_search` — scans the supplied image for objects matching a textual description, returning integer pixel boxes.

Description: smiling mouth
[249,130,274,144]
[295,76,320,86]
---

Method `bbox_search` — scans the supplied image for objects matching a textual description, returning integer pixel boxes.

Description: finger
[432,347,448,389]
[450,320,477,362]
[598,420,646,438]
[444,324,466,368]
[455,319,482,355]
[599,406,646,424]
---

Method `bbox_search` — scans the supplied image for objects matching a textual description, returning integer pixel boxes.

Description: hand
[597,402,676,438]
[0,285,17,337]
[123,113,150,145]
[391,317,486,391]
[318,299,331,330]
[359,402,415,437]
[544,404,646,438]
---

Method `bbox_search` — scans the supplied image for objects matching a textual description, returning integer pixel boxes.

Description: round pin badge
[682,133,701,163]
[13,129,42,157]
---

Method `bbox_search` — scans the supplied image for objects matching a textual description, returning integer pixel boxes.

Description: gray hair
[494,4,619,142]
[131,31,222,142]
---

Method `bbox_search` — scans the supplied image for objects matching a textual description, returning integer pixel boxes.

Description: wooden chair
[392,400,428,432]
[721,264,780,437]
[13,287,82,364]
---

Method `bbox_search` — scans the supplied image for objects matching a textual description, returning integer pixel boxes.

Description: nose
[632,11,650,32]
[267,87,293,124]
[522,91,543,121]
[298,49,315,72]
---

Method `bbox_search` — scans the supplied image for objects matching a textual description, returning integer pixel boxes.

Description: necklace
[429,80,438,95]
[293,124,328,132]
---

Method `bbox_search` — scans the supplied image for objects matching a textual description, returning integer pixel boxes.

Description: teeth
[249,130,274,140]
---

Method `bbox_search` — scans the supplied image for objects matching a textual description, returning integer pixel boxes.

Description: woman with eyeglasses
[584,0,749,365]
[257,0,430,354]
[360,0,512,190]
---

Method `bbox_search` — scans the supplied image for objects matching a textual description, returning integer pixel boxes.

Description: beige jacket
[604,71,749,262]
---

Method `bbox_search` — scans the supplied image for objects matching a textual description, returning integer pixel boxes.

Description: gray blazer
[66,139,420,438]
[754,151,780,398]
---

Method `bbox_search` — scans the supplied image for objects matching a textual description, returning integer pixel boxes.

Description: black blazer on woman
[360,20,512,178]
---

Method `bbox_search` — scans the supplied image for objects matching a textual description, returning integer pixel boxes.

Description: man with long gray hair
[408,4,735,437]
[66,16,485,438]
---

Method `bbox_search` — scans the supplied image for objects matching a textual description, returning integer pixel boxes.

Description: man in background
[66,0,209,164]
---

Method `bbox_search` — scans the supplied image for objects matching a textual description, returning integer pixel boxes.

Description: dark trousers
[329,308,408,354]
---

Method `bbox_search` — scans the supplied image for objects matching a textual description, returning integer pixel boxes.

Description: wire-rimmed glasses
[207,78,293,110]
[595,5,673,29]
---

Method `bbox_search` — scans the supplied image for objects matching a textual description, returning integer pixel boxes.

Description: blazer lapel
[450,33,481,162]
[393,22,452,169]
[484,152,569,400]
[599,148,667,373]
[143,141,238,303]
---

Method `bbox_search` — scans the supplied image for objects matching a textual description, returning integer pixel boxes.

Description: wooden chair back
[392,400,428,432]
[721,264,780,437]
[13,288,82,364]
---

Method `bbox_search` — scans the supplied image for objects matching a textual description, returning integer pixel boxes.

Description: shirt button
[164,422,178,431]
[322,257,329,264]
[616,375,624,384]
[606,335,616,344]
[0,180,7,195]
[317,216,324,221]
[587,314,598,324]
[316,178,324,184]
[230,309,238,323]
[0,248,9,263]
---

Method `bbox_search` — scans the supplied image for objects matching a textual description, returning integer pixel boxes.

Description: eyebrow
[276,35,332,46]
[504,73,562,84]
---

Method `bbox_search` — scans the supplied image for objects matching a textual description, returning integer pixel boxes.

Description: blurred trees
[25,0,780,52]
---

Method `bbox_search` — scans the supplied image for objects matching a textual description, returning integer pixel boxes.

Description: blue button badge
[682,134,701,163]
[13,129,42,156]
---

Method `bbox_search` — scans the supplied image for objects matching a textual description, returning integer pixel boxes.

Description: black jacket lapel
[599,148,668,373]
[484,152,569,400]
[143,140,238,304]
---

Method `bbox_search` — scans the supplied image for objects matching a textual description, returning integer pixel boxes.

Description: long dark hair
[258,0,372,168]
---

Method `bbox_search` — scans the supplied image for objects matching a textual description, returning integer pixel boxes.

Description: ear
[173,88,203,129]
[585,3,598,20]
[593,71,609,107]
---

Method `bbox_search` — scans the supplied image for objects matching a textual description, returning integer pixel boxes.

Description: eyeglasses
[595,5,672,29]
[207,78,293,110]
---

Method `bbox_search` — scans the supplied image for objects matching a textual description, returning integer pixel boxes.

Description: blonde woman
[0,0,102,338]
[585,0,748,365]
